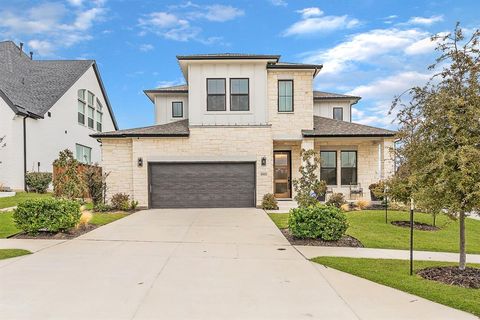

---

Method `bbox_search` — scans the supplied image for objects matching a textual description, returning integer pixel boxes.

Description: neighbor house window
[172,101,183,118]
[341,151,357,185]
[230,78,249,111]
[207,78,226,111]
[77,89,86,125]
[75,144,92,164]
[278,80,293,112]
[96,99,103,132]
[320,151,337,185]
[87,91,95,129]
[333,107,343,121]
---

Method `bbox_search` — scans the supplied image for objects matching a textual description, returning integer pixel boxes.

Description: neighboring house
[0,41,118,191]
[93,53,395,208]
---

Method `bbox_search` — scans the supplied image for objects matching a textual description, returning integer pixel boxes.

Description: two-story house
[0,41,118,191]
[92,54,395,208]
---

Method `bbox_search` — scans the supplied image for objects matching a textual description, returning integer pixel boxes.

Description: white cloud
[28,39,54,56]
[0,1,107,56]
[407,15,444,25]
[139,43,154,52]
[283,8,359,36]
[404,32,448,55]
[139,3,243,43]
[297,7,323,18]
[269,0,287,6]
[67,0,83,6]
[302,28,427,74]
[200,5,244,22]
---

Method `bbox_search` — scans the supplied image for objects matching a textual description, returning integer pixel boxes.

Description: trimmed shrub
[262,193,278,210]
[13,198,81,235]
[93,203,112,212]
[289,204,348,241]
[326,193,346,208]
[369,181,386,201]
[111,193,130,211]
[25,172,52,193]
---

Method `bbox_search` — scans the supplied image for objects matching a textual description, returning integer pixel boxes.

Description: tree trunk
[459,211,466,270]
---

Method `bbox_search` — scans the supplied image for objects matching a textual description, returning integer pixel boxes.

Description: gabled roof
[313,91,360,101]
[302,116,396,138]
[144,84,188,102]
[0,41,118,129]
[91,119,189,138]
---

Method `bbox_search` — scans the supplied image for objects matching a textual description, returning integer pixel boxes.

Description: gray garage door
[149,162,256,208]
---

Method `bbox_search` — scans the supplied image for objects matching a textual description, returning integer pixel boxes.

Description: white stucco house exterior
[0,41,118,191]
[93,53,396,208]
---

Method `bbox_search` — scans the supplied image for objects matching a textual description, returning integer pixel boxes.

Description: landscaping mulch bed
[417,266,480,289]
[391,220,440,231]
[280,229,363,247]
[9,224,98,240]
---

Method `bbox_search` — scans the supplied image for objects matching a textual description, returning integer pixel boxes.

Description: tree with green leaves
[391,23,480,270]
[53,149,86,199]
[292,149,327,208]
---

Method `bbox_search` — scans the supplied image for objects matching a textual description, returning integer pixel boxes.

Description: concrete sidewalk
[296,245,480,263]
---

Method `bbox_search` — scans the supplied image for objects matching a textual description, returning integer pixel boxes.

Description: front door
[274,151,291,198]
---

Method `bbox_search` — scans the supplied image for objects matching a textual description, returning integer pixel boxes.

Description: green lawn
[0,211,128,238]
[268,210,480,253]
[313,257,480,317]
[0,212,19,238]
[0,192,52,209]
[0,249,31,260]
[89,212,128,226]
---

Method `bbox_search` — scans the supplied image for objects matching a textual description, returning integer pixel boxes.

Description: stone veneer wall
[101,126,273,208]
[267,70,314,139]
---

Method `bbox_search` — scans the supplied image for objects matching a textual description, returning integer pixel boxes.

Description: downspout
[23,116,27,192]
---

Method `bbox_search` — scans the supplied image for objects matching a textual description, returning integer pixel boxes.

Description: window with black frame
[333,107,343,121]
[320,151,337,185]
[341,151,357,185]
[207,78,226,111]
[278,80,293,112]
[230,78,249,111]
[172,101,183,118]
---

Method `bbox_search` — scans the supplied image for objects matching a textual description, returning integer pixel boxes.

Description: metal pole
[385,195,388,224]
[410,198,414,276]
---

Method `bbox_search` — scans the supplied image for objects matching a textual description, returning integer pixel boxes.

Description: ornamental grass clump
[289,204,348,241]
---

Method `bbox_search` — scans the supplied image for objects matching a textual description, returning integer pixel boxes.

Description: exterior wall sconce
[261,157,267,166]
[137,157,143,167]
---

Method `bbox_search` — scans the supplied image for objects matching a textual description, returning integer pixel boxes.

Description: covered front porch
[272,117,396,202]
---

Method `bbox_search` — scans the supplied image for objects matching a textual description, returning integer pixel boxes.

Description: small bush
[289,204,348,240]
[13,198,81,235]
[340,203,350,212]
[356,200,370,210]
[93,203,112,212]
[111,193,130,211]
[83,164,108,205]
[77,211,92,229]
[25,172,52,193]
[130,200,138,211]
[262,193,278,210]
[326,193,346,208]
[369,181,386,201]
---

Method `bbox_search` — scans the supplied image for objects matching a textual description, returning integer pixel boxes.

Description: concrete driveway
[0,208,475,319]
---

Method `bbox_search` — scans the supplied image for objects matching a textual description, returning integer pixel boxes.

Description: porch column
[383,138,395,178]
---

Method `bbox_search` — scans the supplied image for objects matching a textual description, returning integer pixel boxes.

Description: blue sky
[1,0,479,129]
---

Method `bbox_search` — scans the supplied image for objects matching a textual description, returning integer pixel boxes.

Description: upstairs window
[320,151,337,185]
[278,80,293,112]
[75,144,92,164]
[207,78,226,111]
[77,89,86,125]
[96,99,103,132]
[230,78,249,111]
[341,151,357,185]
[172,101,183,118]
[333,107,343,121]
[87,91,95,129]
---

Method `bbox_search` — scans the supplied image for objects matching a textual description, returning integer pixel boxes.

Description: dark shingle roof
[302,116,396,137]
[267,61,323,71]
[313,91,360,100]
[177,53,280,61]
[91,119,189,138]
[0,41,118,128]
[145,84,188,93]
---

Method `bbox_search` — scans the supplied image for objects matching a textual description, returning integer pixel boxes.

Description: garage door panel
[149,162,255,208]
